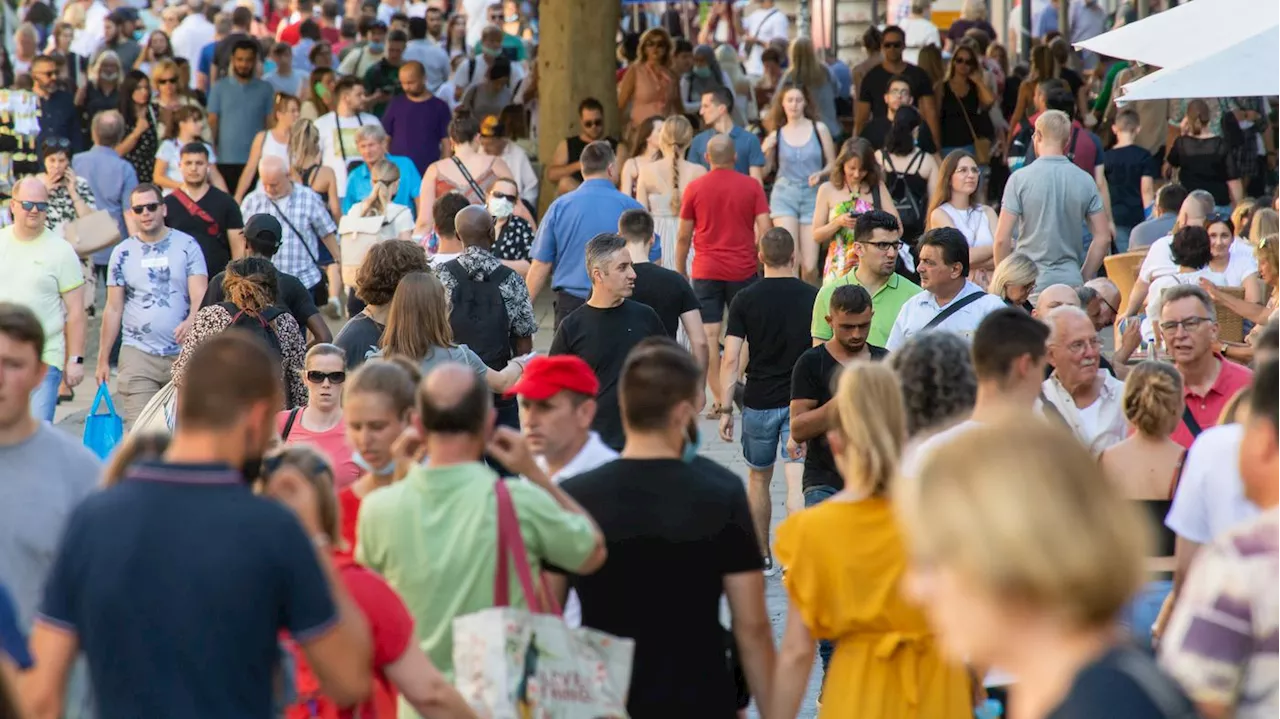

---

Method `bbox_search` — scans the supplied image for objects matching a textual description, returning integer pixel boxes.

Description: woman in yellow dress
[768,361,973,718]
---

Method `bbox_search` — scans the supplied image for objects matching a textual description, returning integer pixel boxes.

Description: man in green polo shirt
[812,210,921,347]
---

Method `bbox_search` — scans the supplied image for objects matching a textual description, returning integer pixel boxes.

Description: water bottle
[975,698,1004,719]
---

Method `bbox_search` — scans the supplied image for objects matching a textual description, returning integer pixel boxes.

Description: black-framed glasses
[1159,316,1214,334]
[131,202,161,214]
[42,136,71,152]
[305,370,346,384]
[1097,294,1118,315]
[858,240,900,252]
[490,191,518,203]
[17,200,49,212]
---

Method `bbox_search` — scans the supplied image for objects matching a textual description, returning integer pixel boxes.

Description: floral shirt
[172,303,309,408]
[107,230,208,357]
[823,195,873,280]
[493,215,534,262]
[44,178,97,230]
[434,245,538,339]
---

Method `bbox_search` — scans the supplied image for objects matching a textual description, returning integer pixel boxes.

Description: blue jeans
[804,483,839,673]
[30,365,62,423]
[1115,225,1133,253]
[741,406,797,469]
[1122,579,1172,653]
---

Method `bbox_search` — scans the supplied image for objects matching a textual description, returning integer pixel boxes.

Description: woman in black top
[933,43,994,160]
[1168,99,1242,211]
[116,70,160,187]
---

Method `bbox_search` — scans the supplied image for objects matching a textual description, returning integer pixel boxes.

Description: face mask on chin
[351,449,396,477]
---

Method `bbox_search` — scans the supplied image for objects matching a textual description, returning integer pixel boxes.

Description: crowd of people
[0,0,1278,717]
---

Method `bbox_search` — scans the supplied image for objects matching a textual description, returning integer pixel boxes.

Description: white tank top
[940,203,993,248]
[262,131,291,167]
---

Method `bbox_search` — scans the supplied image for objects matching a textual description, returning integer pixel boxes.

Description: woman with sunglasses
[261,445,478,719]
[933,43,994,162]
[278,344,360,491]
[151,58,205,137]
[154,105,229,193]
[487,177,535,276]
[115,70,161,193]
[236,92,301,202]
[619,27,679,130]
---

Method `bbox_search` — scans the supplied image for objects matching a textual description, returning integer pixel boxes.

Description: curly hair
[890,331,977,437]
[223,257,278,312]
[354,239,430,306]
[1170,226,1212,270]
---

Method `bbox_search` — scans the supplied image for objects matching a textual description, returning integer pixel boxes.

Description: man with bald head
[241,155,341,307]
[0,178,88,421]
[676,133,771,412]
[1031,283,1082,319]
[73,109,139,271]
[1041,305,1127,453]
[1083,278,1120,331]
[436,205,536,430]
[355,361,607,690]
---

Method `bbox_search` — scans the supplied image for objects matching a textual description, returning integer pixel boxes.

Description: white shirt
[497,142,539,205]
[1138,235,1258,284]
[313,111,382,198]
[885,281,1007,351]
[405,39,451,92]
[172,13,216,85]
[742,6,790,76]
[1165,423,1259,544]
[450,53,526,93]
[71,0,109,58]
[900,16,940,65]
[1040,372,1128,455]
[1143,268,1227,341]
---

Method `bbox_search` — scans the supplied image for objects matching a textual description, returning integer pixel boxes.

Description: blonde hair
[1256,234,1279,287]
[102,432,171,488]
[1231,200,1255,239]
[786,37,828,90]
[904,421,1149,628]
[829,362,906,496]
[1036,110,1072,148]
[987,252,1039,299]
[60,2,86,29]
[362,159,400,217]
[288,118,323,170]
[1121,361,1183,437]
[1250,209,1277,245]
[659,114,693,216]
[87,49,122,84]
[961,0,987,21]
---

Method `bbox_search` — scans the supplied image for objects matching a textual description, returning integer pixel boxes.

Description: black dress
[123,103,160,186]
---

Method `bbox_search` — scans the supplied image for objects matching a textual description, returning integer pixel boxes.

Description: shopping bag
[132,381,177,435]
[453,480,634,719]
[83,384,123,459]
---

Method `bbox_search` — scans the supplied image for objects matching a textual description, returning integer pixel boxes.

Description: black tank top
[565,135,620,183]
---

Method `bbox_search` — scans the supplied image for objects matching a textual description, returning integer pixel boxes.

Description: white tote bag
[452,480,635,719]
[132,380,176,434]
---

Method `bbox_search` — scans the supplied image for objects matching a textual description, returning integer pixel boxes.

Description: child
[1103,107,1156,252]
[153,105,228,194]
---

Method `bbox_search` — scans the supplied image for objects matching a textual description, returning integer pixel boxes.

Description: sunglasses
[954,56,974,66]
[156,76,177,85]
[306,370,346,384]
[582,119,603,128]
[131,202,161,214]
[882,41,904,49]
[43,136,71,150]
[490,191,518,203]
[17,200,49,212]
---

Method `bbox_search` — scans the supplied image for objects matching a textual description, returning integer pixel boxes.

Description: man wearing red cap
[511,355,618,483]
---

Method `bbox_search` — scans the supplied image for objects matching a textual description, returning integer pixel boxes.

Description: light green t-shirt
[355,461,596,711]
[0,227,84,369]
[811,271,922,349]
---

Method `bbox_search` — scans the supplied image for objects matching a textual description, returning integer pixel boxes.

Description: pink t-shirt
[276,408,361,491]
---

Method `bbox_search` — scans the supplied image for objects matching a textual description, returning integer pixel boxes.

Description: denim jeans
[804,483,839,673]
[30,365,63,423]
[1122,579,1172,653]
[1115,225,1133,253]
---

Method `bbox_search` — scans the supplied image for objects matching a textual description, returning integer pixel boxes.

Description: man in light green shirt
[356,363,606,715]
[812,211,921,348]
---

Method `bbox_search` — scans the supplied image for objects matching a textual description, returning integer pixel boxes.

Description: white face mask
[487,196,515,219]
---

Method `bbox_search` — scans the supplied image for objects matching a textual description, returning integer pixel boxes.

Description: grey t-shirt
[419,344,490,380]
[1001,155,1105,289]
[1128,214,1177,250]
[0,424,100,628]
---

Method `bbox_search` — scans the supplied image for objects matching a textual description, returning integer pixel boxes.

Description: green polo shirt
[811,271,923,348]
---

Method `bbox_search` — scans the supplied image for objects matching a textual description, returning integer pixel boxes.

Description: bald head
[706,134,736,168]
[454,205,494,249]
[416,362,492,437]
[1033,284,1081,318]
[11,176,49,202]
[91,110,125,148]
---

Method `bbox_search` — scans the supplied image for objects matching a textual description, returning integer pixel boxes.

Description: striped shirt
[240,184,337,289]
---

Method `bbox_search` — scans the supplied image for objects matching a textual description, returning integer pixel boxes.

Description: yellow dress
[774,497,972,719]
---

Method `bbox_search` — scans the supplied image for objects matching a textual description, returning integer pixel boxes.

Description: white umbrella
[1117,26,1279,103]
[1074,0,1278,69]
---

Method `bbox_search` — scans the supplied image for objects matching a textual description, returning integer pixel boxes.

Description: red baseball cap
[506,355,599,400]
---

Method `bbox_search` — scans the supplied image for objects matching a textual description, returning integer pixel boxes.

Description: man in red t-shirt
[676,133,771,412]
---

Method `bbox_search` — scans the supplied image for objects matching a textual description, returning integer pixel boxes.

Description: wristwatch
[69,355,84,365]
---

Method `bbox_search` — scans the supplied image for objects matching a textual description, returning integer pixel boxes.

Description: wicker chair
[1214,286,1247,343]
[1104,250,1149,314]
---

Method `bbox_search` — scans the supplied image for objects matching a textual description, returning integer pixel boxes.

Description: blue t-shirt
[1104,144,1157,228]
[39,462,337,719]
[341,154,423,215]
[687,126,766,177]
[107,230,208,357]
[197,42,215,78]
[207,77,276,163]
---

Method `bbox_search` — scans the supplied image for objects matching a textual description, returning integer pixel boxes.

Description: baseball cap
[108,7,140,23]
[243,214,283,252]
[506,355,599,400]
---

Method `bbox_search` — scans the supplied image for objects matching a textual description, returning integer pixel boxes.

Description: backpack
[443,259,514,370]
[220,302,285,360]
[884,148,927,241]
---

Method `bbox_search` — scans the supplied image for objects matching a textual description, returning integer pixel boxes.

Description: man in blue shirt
[528,141,660,328]
[340,124,422,215]
[73,111,139,271]
[686,86,765,182]
[30,56,80,152]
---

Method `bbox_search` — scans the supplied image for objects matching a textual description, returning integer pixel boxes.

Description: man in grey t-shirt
[995,110,1112,291]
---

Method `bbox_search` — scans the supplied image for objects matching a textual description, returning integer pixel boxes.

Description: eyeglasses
[156,76,177,85]
[882,41,905,49]
[490,191,518,203]
[131,202,161,214]
[887,87,911,97]
[582,119,603,128]
[1159,316,1214,334]
[17,200,49,213]
[305,370,346,384]
[858,240,900,252]
[1061,337,1102,355]
[1097,294,1118,315]
[42,136,71,151]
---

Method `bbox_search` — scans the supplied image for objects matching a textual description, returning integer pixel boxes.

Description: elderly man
[1031,283,1083,319]
[241,156,341,308]
[0,179,87,421]
[73,111,139,272]
[1160,284,1254,448]
[1083,278,1121,331]
[1034,283,1131,378]
[340,124,422,214]
[1041,305,1127,454]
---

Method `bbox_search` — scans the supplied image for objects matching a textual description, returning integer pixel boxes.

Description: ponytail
[362,160,400,218]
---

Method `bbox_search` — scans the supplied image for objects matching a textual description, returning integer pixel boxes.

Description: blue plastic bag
[83,384,124,459]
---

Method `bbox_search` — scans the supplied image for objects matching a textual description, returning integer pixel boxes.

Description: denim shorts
[768,177,818,224]
[741,406,798,469]
[803,483,839,507]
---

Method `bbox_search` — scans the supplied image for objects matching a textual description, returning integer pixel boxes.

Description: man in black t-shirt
[549,340,774,718]
[719,228,817,571]
[855,25,940,150]
[202,214,330,345]
[164,142,245,279]
[550,233,668,450]
[857,74,938,155]
[618,209,708,366]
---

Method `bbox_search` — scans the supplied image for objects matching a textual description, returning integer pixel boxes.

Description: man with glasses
[29,56,79,153]
[96,184,208,424]
[811,210,921,349]
[476,3,526,63]
[1040,305,1127,453]
[546,98,618,196]
[0,179,87,422]
[856,74,937,155]
[1160,284,1255,449]
[854,25,940,150]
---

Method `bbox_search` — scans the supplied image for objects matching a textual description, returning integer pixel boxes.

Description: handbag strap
[923,290,985,331]
[266,195,324,272]
[281,407,301,441]
[492,479,544,612]
[451,156,488,202]
[957,84,982,147]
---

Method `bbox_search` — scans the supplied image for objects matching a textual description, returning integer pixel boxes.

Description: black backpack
[444,260,514,370]
[220,302,285,359]
[884,149,927,241]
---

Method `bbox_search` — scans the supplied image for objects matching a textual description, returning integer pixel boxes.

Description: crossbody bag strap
[335,113,365,165]
[922,290,985,331]
[1168,448,1189,500]
[281,407,301,440]
[451,156,488,201]
[172,188,220,235]
[1181,405,1203,439]
[957,85,982,146]
[266,195,323,272]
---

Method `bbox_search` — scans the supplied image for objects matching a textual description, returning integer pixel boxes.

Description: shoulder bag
[956,84,992,165]
[62,208,122,257]
[172,188,221,238]
[267,195,328,294]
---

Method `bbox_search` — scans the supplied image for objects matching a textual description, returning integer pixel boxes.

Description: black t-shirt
[202,269,319,339]
[1046,647,1197,719]
[553,456,762,719]
[550,300,668,450]
[1060,67,1084,101]
[791,343,888,490]
[858,63,934,119]
[860,113,937,154]
[164,187,245,278]
[631,262,700,339]
[1104,145,1158,228]
[332,313,385,370]
[725,277,818,409]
